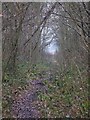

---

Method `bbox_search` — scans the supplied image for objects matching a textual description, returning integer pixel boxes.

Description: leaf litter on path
[12,78,48,118]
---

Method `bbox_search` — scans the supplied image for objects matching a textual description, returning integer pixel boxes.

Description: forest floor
[12,77,48,118]
[2,63,89,118]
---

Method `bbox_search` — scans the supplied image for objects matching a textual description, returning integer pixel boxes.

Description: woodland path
[12,72,51,118]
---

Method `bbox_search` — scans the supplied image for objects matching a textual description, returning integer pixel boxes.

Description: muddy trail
[12,71,52,118]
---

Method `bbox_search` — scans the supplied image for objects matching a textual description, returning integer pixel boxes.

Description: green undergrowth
[2,62,29,117]
[2,62,51,118]
[2,62,89,118]
[26,62,51,80]
[37,65,89,118]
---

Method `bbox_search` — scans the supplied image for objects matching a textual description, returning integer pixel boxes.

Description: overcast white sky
[45,41,58,54]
